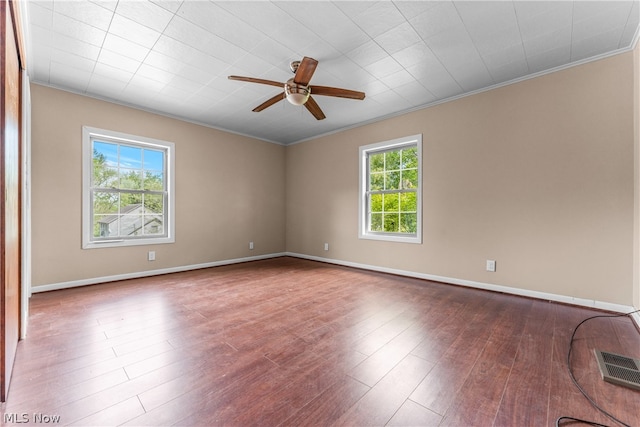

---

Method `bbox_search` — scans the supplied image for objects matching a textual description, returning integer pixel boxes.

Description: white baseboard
[31,252,286,293]
[285,252,640,327]
[31,251,640,330]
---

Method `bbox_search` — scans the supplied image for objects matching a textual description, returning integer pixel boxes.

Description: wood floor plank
[388,399,443,426]
[337,354,434,425]
[2,257,638,426]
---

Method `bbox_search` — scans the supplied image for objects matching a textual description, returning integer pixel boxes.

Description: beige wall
[31,51,638,307]
[31,84,286,287]
[287,52,636,306]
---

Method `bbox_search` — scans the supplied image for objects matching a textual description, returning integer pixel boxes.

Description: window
[82,126,175,249]
[359,134,422,243]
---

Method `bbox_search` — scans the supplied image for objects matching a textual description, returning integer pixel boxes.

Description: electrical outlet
[249,241,254,250]
[486,259,496,272]
[148,251,156,261]
[324,243,329,251]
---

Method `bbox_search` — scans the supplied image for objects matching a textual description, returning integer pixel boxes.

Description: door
[1,0,22,401]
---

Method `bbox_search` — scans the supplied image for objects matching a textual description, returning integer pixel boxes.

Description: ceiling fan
[228,56,365,120]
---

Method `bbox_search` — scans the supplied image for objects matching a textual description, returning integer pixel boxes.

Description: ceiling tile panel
[150,0,182,14]
[52,13,106,47]
[375,22,422,55]
[97,49,141,74]
[481,43,527,70]
[53,0,113,31]
[392,42,439,69]
[455,1,518,34]
[87,75,127,98]
[25,0,640,144]
[49,61,93,89]
[472,25,523,57]
[49,49,95,73]
[109,13,161,48]
[176,1,263,52]
[394,1,440,19]
[427,28,482,71]
[53,33,101,61]
[621,1,640,46]
[93,62,134,83]
[409,1,465,40]
[136,63,175,85]
[486,58,529,83]
[516,2,573,41]
[114,0,174,32]
[367,56,404,79]
[527,43,572,73]
[347,40,389,67]
[332,2,377,19]
[572,4,632,42]
[522,27,572,57]
[571,28,625,61]
[102,33,149,62]
[28,3,53,28]
[352,1,407,39]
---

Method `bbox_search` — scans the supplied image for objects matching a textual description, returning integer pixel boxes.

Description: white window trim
[82,126,175,249]
[359,134,422,244]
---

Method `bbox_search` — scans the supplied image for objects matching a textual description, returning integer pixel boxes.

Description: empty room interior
[1,0,640,426]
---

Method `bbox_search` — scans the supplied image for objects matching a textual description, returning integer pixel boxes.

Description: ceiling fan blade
[311,85,366,100]
[228,75,284,88]
[304,96,326,120]
[253,93,285,112]
[293,57,318,86]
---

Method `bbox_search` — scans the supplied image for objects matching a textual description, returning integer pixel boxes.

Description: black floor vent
[594,349,640,391]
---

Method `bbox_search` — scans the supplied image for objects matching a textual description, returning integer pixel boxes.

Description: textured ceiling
[25,1,640,144]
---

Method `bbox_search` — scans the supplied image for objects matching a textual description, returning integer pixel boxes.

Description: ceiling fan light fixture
[285,79,310,106]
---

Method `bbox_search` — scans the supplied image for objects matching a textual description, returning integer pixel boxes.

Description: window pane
[400,192,417,212]
[386,150,400,170]
[384,213,399,232]
[385,171,400,190]
[143,215,164,235]
[94,166,118,188]
[93,192,119,215]
[359,135,421,243]
[369,153,384,172]
[94,214,118,238]
[93,141,118,166]
[84,127,174,248]
[383,193,399,211]
[120,145,142,168]
[144,194,164,214]
[370,172,384,191]
[120,169,143,190]
[370,213,383,231]
[120,212,144,236]
[144,149,164,172]
[402,169,418,189]
[370,193,383,213]
[400,213,417,233]
[120,192,142,209]
[402,147,418,169]
[93,142,118,187]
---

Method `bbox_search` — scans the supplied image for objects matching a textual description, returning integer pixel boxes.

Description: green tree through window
[359,135,422,244]
[82,126,175,249]
[368,146,418,233]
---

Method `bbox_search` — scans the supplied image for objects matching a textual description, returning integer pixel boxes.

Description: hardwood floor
[2,257,639,426]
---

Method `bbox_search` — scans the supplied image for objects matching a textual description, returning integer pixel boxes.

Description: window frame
[82,126,175,249]
[359,134,422,244]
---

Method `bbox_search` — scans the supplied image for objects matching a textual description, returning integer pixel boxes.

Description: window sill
[82,236,174,249]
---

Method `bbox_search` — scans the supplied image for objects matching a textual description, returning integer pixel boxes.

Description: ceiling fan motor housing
[285,78,310,105]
